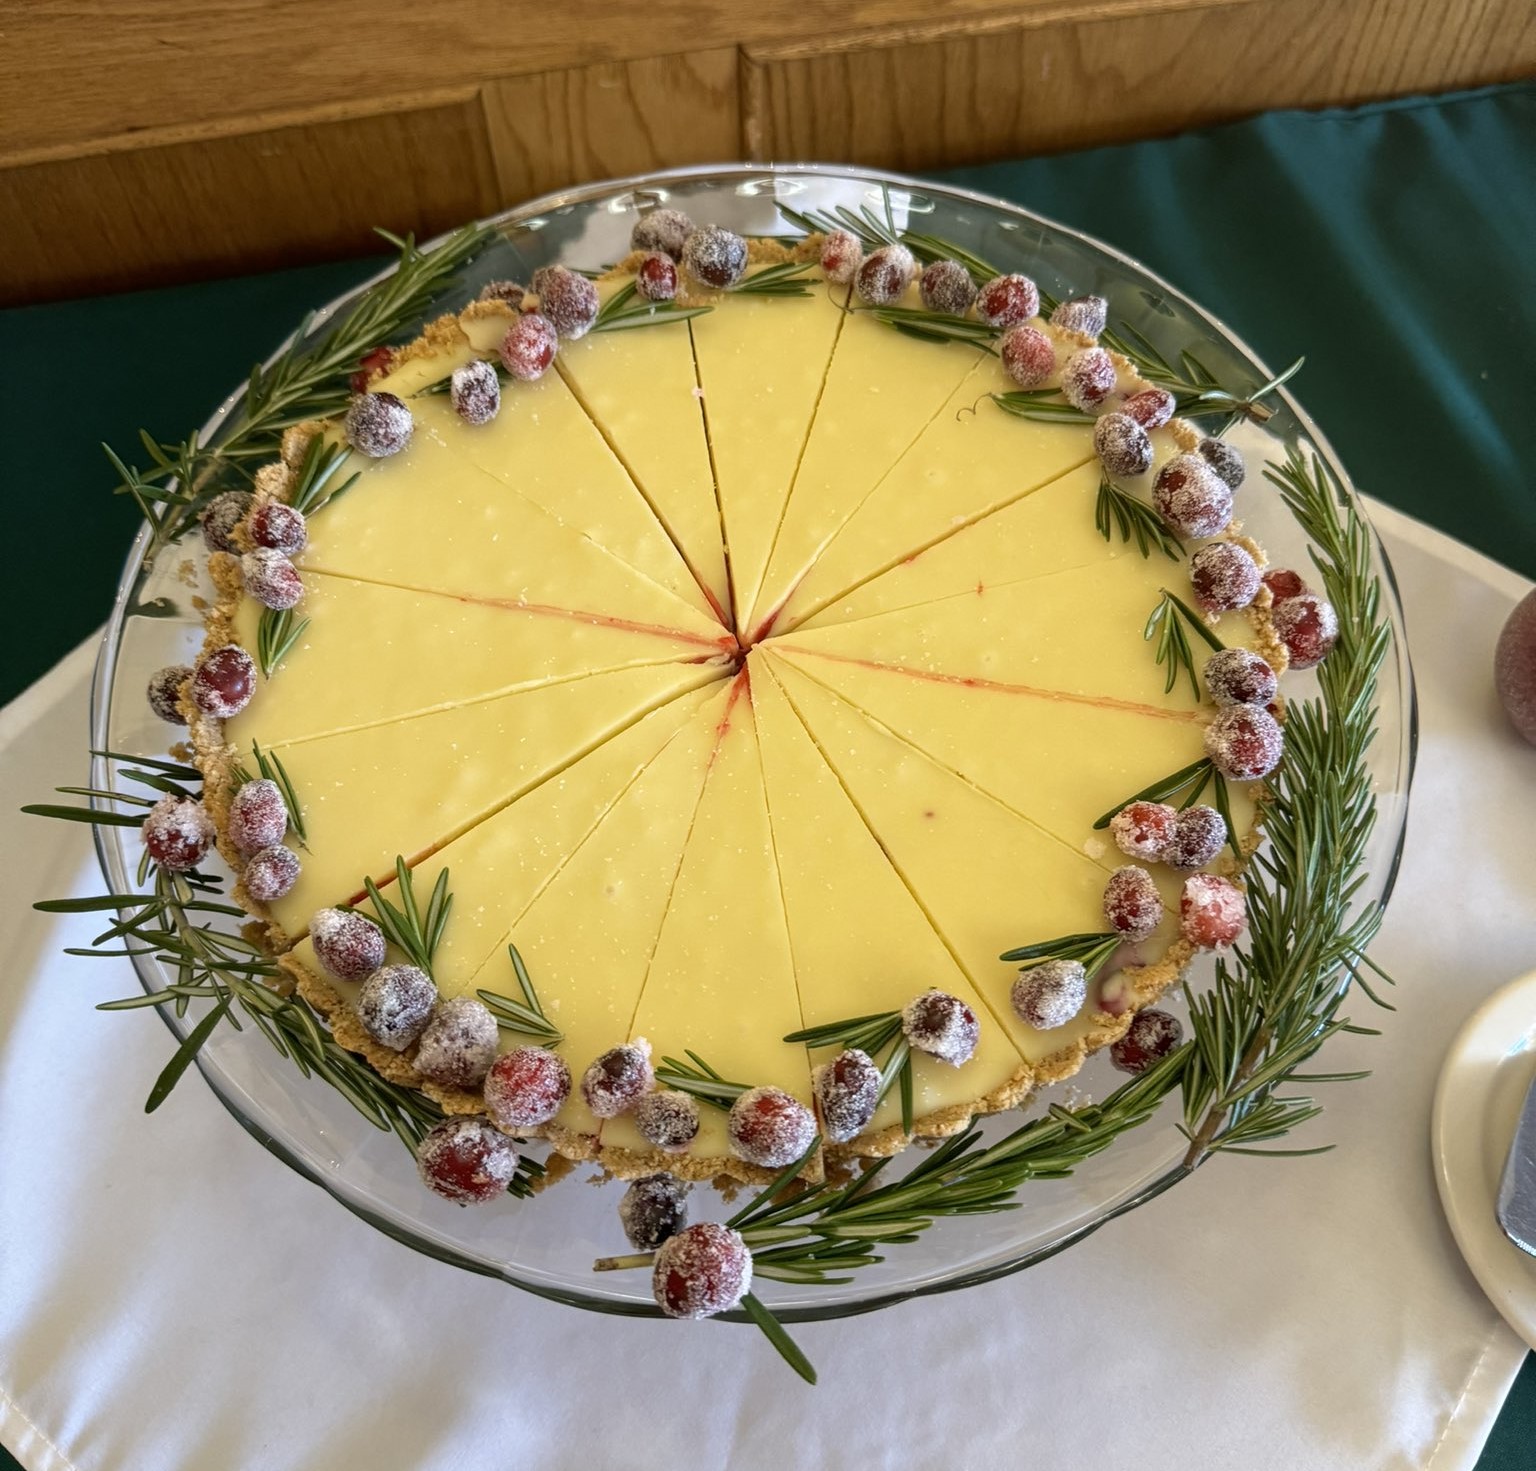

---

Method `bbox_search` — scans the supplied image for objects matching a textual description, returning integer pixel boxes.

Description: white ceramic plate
[1432,968,1536,1349]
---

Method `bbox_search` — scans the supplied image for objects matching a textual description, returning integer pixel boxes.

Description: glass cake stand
[87,164,1416,1322]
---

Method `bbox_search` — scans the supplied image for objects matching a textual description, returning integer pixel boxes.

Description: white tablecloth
[2,501,1532,1471]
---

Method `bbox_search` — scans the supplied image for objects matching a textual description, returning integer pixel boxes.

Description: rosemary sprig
[233,742,308,846]
[1092,757,1229,830]
[778,198,899,249]
[998,931,1122,980]
[592,278,712,333]
[1095,479,1183,562]
[733,261,816,297]
[359,857,452,978]
[477,943,563,1043]
[1144,588,1224,698]
[984,389,1093,425]
[898,232,1000,283]
[862,305,997,349]
[784,1010,914,1135]
[655,1051,753,1111]
[256,607,309,678]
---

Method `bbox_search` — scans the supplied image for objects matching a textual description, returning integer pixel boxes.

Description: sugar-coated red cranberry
[310,906,386,982]
[1204,647,1279,707]
[357,963,438,1052]
[812,1048,881,1144]
[635,252,679,302]
[1060,347,1117,411]
[855,244,916,306]
[415,997,499,1089]
[141,795,215,872]
[1094,412,1153,477]
[1189,542,1261,613]
[1122,387,1176,430]
[727,1086,817,1168]
[901,990,979,1066]
[919,258,977,315]
[1000,326,1056,388]
[1272,592,1339,670]
[449,359,501,426]
[243,844,300,903]
[228,777,287,855]
[532,265,600,339]
[344,392,413,457]
[1010,958,1088,1030]
[1050,294,1108,337]
[499,314,559,381]
[1203,704,1284,781]
[1262,568,1307,602]
[1103,865,1163,941]
[1198,435,1246,490]
[581,1042,653,1118]
[975,272,1040,329]
[146,664,191,725]
[631,208,694,261]
[477,280,527,309]
[1109,800,1178,862]
[1496,589,1536,744]
[652,1222,752,1319]
[1110,1009,1184,1073]
[241,548,303,610]
[1153,454,1233,539]
[1164,805,1227,871]
[1180,873,1247,948]
[248,501,307,556]
[348,345,395,394]
[200,491,253,553]
[682,225,748,289]
[620,1174,691,1252]
[819,229,863,285]
[634,1089,701,1153]
[416,1116,519,1205]
[484,1045,571,1129]
[191,645,256,718]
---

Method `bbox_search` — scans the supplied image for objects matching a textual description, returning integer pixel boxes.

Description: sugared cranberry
[1050,294,1108,337]
[416,1116,519,1205]
[1164,805,1227,870]
[1189,542,1261,613]
[652,1222,752,1319]
[919,258,977,315]
[854,244,915,306]
[228,777,287,855]
[348,345,394,394]
[1204,647,1278,707]
[484,1045,571,1129]
[819,229,862,285]
[1273,593,1339,670]
[141,795,215,872]
[200,491,253,553]
[1103,866,1163,941]
[901,990,979,1066]
[727,1086,817,1168]
[1060,347,1117,411]
[532,265,600,339]
[975,273,1039,329]
[242,548,303,611]
[1153,454,1233,539]
[581,1042,653,1118]
[631,208,694,261]
[635,252,679,302]
[1198,435,1246,490]
[812,1048,881,1144]
[191,645,256,718]
[1010,958,1087,1030]
[248,501,307,556]
[1180,873,1247,948]
[1109,800,1178,862]
[1094,412,1153,478]
[682,225,748,289]
[477,280,527,309]
[310,907,385,982]
[1262,568,1308,602]
[1000,326,1056,389]
[146,664,191,725]
[634,1089,701,1153]
[344,392,413,458]
[1122,387,1176,430]
[620,1174,691,1252]
[1110,1009,1184,1073]
[243,844,300,903]
[1204,705,1284,781]
[450,359,501,426]
[357,963,438,1052]
[415,997,499,1089]
[1496,589,1536,744]
[499,314,559,381]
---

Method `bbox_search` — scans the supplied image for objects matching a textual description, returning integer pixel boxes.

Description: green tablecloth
[3,81,1532,1469]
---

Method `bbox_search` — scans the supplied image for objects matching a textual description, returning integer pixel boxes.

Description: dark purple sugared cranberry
[728,1086,817,1168]
[344,392,413,458]
[813,1048,882,1144]
[1060,347,1117,411]
[919,258,977,316]
[499,314,558,381]
[819,229,862,285]
[975,273,1039,329]
[347,345,394,394]
[141,795,215,872]
[1204,647,1278,708]
[854,244,915,306]
[682,226,748,289]
[631,208,694,261]
[1010,959,1088,1030]
[1164,805,1227,871]
[200,491,253,553]
[621,1174,691,1252]
[450,359,501,426]
[248,501,307,556]
[1000,326,1056,389]
[634,1089,701,1153]
[1153,453,1233,539]
[1110,1009,1184,1073]
[484,1045,571,1129]
[635,252,679,302]
[476,280,527,309]
[1189,542,1261,613]
[357,963,438,1052]
[243,844,300,903]
[242,548,303,611]
[1273,593,1339,670]
[415,997,499,1089]
[652,1222,752,1319]
[146,664,191,725]
[1198,435,1246,490]
[1180,874,1247,949]
[228,777,287,855]
[416,1116,519,1205]
[581,1042,653,1118]
[1122,387,1176,430]
[1103,865,1163,941]
[1093,412,1153,478]
[1262,568,1307,603]
[1109,800,1177,862]
[900,990,979,1066]
[1203,704,1284,781]
[310,907,386,982]
[1050,294,1107,337]
[190,645,256,718]
[532,265,600,339]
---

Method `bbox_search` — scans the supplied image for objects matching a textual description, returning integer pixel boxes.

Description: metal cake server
[1497,1065,1536,1258]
